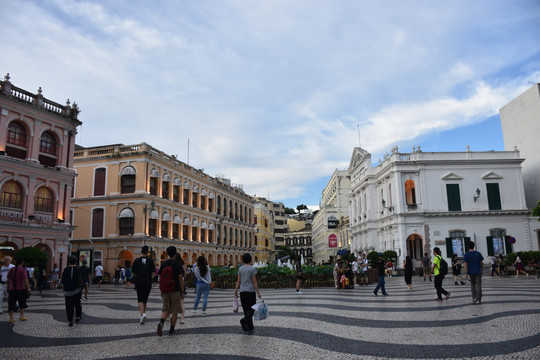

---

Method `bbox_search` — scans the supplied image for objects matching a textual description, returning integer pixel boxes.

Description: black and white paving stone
[1,275,539,360]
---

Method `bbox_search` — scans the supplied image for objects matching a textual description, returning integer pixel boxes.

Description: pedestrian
[432,247,450,301]
[463,241,484,305]
[26,265,35,290]
[513,252,528,277]
[489,255,500,277]
[80,260,91,300]
[403,255,413,290]
[373,252,388,296]
[352,257,359,287]
[234,253,262,332]
[386,259,393,277]
[62,255,83,326]
[51,263,60,289]
[120,266,126,284]
[295,255,303,294]
[37,267,47,296]
[114,265,121,286]
[498,254,507,276]
[132,245,156,325]
[422,253,432,281]
[1,256,15,314]
[156,246,184,336]
[174,253,186,324]
[95,263,104,287]
[333,261,340,288]
[193,255,211,315]
[359,253,369,286]
[534,258,540,279]
[451,254,466,285]
[125,266,132,288]
[7,256,31,323]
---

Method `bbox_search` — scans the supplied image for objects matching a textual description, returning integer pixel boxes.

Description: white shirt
[352,261,359,272]
[361,258,368,271]
[95,265,103,276]
[1,264,15,282]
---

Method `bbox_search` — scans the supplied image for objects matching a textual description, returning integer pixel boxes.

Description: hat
[378,252,383,256]
[141,245,149,254]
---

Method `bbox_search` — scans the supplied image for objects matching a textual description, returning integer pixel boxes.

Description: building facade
[255,197,288,253]
[500,83,540,210]
[70,143,255,276]
[312,169,351,264]
[253,201,274,264]
[0,74,81,272]
[284,221,313,263]
[349,146,533,267]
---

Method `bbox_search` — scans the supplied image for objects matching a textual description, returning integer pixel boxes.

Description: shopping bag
[251,300,268,321]
[232,297,239,313]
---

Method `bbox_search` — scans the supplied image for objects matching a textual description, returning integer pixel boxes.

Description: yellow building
[253,202,274,263]
[70,143,255,276]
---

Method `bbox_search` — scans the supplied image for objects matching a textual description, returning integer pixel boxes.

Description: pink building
[0,74,81,274]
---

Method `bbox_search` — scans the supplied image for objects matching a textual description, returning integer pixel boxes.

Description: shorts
[161,291,182,314]
[296,274,303,280]
[423,266,431,275]
[8,290,28,312]
[96,276,103,283]
[358,271,367,278]
[136,285,152,303]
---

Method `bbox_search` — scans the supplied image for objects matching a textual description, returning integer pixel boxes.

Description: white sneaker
[296,291,303,295]
[202,311,207,315]
[140,313,147,324]
[191,310,197,314]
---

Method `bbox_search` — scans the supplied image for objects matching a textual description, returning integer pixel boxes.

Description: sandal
[19,317,27,321]
[434,298,443,301]
[9,319,16,323]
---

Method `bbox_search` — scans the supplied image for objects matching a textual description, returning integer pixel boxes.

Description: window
[148,219,157,236]
[162,181,170,199]
[183,189,189,205]
[149,178,158,196]
[405,179,416,205]
[173,186,180,202]
[182,225,189,240]
[94,168,106,196]
[192,193,198,207]
[487,229,506,256]
[446,184,461,211]
[39,131,57,155]
[445,231,470,258]
[254,235,258,246]
[1,180,23,209]
[161,221,169,238]
[192,227,198,241]
[217,196,221,215]
[487,183,502,210]
[208,198,213,212]
[173,224,180,239]
[119,208,134,235]
[121,174,135,194]
[200,196,206,210]
[6,121,28,159]
[92,208,104,237]
[265,239,269,247]
[34,187,54,213]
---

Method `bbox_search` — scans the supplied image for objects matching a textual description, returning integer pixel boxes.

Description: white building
[312,169,351,264]
[348,146,533,266]
[500,83,540,211]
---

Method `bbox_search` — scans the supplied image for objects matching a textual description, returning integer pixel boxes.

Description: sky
[1,0,540,210]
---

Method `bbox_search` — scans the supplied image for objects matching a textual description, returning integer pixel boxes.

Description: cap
[378,252,383,256]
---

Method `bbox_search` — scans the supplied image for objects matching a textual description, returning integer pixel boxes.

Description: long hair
[197,256,207,277]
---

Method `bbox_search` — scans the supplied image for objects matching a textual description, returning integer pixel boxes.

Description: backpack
[159,264,175,293]
[438,256,448,276]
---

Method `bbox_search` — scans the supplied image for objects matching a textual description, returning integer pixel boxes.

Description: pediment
[441,172,463,180]
[349,147,371,173]
[482,172,503,180]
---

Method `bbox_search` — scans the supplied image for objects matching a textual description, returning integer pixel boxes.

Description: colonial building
[253,201,274,264]
[254,197,288,251]
[312,169,351,264]
[349,146,533,267]
[70,143,255,275]
[284,220,313,263]
[0,74,81,271]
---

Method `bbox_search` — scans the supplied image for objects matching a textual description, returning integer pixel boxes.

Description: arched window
[94,168,106,196]
[119,208,135,235]
[6,121,28,159]
[405,179,416,206]
[34,187,54,213]
[39,131,58,167]
[217,195,222,215]
[120,166,136,194]
[92,208,104,237]
[1,180,23,209]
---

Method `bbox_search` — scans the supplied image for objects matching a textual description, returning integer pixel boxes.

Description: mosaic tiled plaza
[2,275,539,360]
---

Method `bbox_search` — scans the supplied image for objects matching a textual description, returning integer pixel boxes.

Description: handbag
[232,296,239,313]
[251,300,268,321]
[210,281,215,290]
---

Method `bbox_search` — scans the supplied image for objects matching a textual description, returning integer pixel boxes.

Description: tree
[296,204,308,212]
[532,200,540,220]
[15,247,48,268]
[285,207,296,215]
[276,246,295,262]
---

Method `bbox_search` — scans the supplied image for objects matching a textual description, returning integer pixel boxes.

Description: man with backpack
[432,247,450,301]
[132,246,156,325]
[463,241,484,305]
[157,246,184,336]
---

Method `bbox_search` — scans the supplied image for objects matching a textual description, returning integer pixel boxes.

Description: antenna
[357,124,361,147]
[187,138,190,165]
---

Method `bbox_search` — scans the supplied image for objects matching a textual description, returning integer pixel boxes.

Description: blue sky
[1,0,539,210]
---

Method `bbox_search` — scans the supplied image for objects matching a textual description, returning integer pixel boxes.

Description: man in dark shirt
[373,252,388,296]
[132,246,156,324]
[156,246,184,336]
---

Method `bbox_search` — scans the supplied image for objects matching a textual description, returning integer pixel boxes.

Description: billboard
[328,234,338,248]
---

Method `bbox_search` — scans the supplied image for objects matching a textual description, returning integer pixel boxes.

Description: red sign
[328,234,337,248]
[509,236,516,244]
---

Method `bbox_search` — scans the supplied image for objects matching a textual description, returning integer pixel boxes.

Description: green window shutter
[486,236,494,256]
[446,184,462,211]
[487,183,502,210]
[464,237,471,253]
[445,238,453,257]
[504,236,513,254]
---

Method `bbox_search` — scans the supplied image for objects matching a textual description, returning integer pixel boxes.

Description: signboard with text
[328,234,338,248]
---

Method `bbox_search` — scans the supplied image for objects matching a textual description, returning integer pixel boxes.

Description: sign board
[328,234,338,248]
[328,218,338,229]
[509,236,516,244]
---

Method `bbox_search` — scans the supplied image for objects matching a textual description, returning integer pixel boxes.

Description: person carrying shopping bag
[234,253,262,332]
